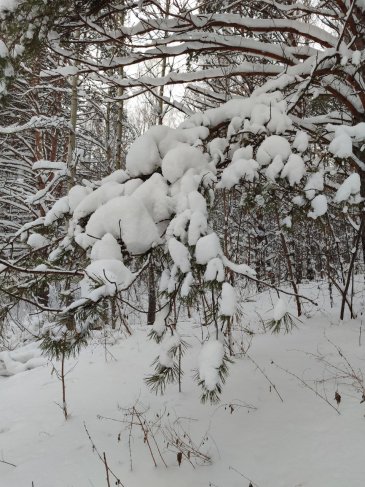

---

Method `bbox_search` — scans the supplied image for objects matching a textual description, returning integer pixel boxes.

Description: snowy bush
[2,89,365,402]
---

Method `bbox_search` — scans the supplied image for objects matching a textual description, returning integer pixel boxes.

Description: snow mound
[0,342,47,377]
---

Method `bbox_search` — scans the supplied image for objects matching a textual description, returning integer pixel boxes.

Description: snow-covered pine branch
[3,88,365,401]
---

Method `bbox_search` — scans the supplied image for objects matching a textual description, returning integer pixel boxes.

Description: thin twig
[133,407,158,468]
[229,465,260,487]
[0,458,16,468]
[103,452,111,487]
[84,423,125,486]
[272,361,340,414]
[246,354,284,402]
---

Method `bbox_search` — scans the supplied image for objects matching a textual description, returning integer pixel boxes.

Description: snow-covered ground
[1,282,365,487]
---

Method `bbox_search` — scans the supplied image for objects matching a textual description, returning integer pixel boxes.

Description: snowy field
[1,282,365,487]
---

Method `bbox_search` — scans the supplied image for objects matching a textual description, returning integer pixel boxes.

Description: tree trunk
[147,263,156,325]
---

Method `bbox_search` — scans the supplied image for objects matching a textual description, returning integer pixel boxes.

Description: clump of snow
[188,211,208,245]
[0,39,9,57]
[334,173,361,202]
[204,257,225,282]
[27,233,49,249]
[81,259,133,301]
[187,191,206,214]
[159,269,171,293]
[68,185,92,212]
[90,233,122,261]
[168,238,191,274]
[256,135,291,166]
[308,194,328,219]
[181,272,194,297]
[34,264,48,271]
[195,233,221,265]
[199,339,225,391]
[48,236,73,262]
[126,125,210,178]
[356,0,365,12]
[166,210,192,243]
[304,172,324,200]
[72,181,126,221]
[219,283,237,317]
[44,197,70,225]
[218,158,259,189]
[329,133,353,158]
[282,216,292,228]
[132,173,172,222]
[250,102,292,133]
[232,146,253,161]
[208,137,227,162]
[159,333,181,368]
[227,116,243,139]
[281,153,306,186]
[328,122,365,143]
[81,196,161,254]
[352,50,361,66]
[273,297,288,321]
[162,144,209,184]
[292,195,305,206]
[0,0,21,15]
[293,131,309,152]
[265,155,284,182]
[101,169,129,184]
[151,304,169,337]
[181,92,285,130]
[126,131,161,177]
[327,122,365,160]
[222,256,256,278]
